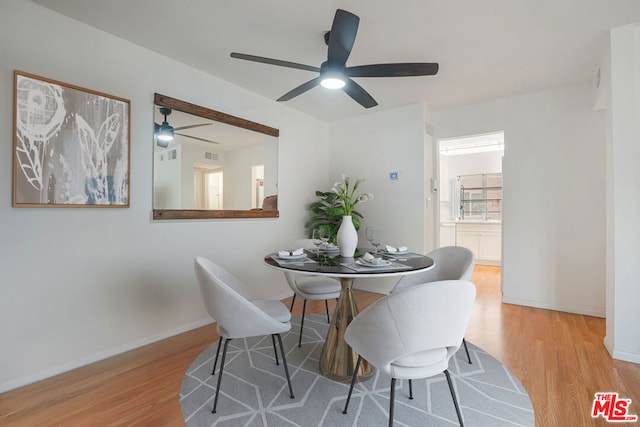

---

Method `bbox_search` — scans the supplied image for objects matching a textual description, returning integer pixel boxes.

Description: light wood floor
[1,266,639,426]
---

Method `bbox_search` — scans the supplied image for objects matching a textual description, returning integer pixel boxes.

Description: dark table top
[264,249,434,279]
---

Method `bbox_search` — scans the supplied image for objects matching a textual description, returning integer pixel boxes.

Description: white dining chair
[194,256,294,414]
[391,245,476,364]
[343,280,476,427]
[284,239,341,347]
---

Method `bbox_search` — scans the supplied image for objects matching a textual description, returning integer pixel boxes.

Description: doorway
[251,164,265,209]
[194,166,223,209]
[436,132,504,267]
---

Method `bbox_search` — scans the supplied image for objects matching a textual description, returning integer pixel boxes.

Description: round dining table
[264,249,435,383]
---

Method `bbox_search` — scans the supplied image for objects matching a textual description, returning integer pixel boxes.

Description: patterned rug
[180,314,534,426]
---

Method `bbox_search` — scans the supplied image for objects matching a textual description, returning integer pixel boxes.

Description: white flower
[331,175,372,216]
[357,193,373,202]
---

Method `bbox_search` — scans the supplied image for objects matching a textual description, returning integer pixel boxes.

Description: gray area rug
[180,314,534,426]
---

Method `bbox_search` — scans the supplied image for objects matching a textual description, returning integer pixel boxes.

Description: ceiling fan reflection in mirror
[230,9,439,109]
[154,107,220,148]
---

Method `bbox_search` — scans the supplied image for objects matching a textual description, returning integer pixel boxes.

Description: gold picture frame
[13,71,130,207]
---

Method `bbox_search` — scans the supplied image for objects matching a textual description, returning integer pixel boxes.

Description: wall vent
[168,149,177,160]
[204,151,218,161]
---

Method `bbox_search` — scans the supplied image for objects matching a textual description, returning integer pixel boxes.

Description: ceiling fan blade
[175,132,220,144]
[342,78,378,108]
[277,77,322,102]
[346,62,439,78]
[174,123,212,131]
[327,9,360,65]
[231,52,320,73]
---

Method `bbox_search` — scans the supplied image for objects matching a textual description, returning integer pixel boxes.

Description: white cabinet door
[456,223,501,265]
[456,231,480,259]
[439,224,456,247]
[478,231,501,261]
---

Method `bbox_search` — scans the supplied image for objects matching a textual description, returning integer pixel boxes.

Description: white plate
[356,258,392,267]
[319,246,340,253]
[277,253,306,260]
[384,250,409,255]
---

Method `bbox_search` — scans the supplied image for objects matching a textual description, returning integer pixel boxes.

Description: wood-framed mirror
[152,94,279,220]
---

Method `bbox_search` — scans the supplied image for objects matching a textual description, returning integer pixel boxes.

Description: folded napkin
[362,252,385,265]
[278,248,304,257]
[385,245,408,252]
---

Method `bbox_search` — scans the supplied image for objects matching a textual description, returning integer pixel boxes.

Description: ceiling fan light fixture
[156,122,175,147]
[321,76,345,89]
[156,107,175,147]
[157,123,174,140]
[320,69,346,89]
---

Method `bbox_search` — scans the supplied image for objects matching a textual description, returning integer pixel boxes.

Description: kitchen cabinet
[439,223,456,247]
[455,222,501,265]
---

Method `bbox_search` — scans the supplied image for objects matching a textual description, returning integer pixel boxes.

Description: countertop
[441,219,502,225]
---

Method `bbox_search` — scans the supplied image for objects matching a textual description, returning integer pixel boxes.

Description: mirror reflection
[152,94,279,220]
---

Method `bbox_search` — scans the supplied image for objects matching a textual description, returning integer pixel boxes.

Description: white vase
[337,215,358,257]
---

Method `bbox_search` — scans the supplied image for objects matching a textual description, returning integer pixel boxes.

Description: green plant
[305,176,372,243]
[306,190,359,243]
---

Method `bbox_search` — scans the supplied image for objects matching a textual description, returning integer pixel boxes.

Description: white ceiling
[31,0,640,122]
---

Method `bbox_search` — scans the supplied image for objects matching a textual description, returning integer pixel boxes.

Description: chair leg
[342,355,362,414]
[444,369,464,427]
[389,377,396,427]
[298,299,307,348]
[325,299,330,323]
[212,338,231,414]
[462,338,471,364]
[211,336,223,375]
[409,379,414,400]
[271,334,279,365]
[275,334,295,398]
[289,294,296,312]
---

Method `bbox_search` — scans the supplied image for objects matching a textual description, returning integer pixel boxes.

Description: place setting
[380,244,424,260]
[271,248,316,265]
[309,228,341,256]
[363,228,417,258]
[341,251,411,272]
[316,242,340,255]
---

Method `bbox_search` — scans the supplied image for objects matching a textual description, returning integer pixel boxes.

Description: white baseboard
[604,337,640,364]
[476,260,501,266]
[611,349,640,364]
[0,318,214,394]
[502,296,605,318]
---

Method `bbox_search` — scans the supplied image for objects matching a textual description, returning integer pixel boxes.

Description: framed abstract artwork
[13,71,130,207]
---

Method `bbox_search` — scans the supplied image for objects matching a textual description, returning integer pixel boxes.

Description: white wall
[329,103,432,293]
[433,83,606,317]
[226,144,265,209]
[604,24,640,363]
[0,0,330,392]
[153,147,181,209]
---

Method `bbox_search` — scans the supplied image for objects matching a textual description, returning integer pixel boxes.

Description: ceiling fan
[230,9,438,109]
[154,107,220,148]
